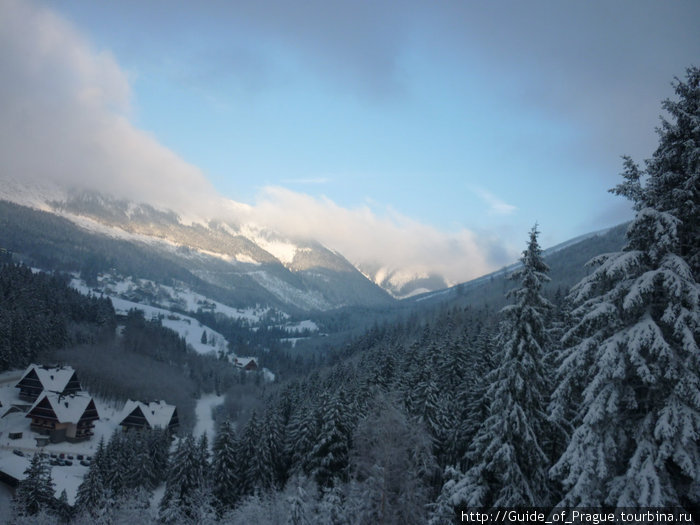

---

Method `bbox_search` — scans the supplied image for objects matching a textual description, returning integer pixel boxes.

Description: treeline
[191,309,318,378]
[0,262,115,371]
[50,309,245,432]
[12,428,172,524]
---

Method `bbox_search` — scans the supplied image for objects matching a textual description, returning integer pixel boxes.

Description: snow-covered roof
[234,356,258,369]
[17,364,77,392]
[120,400,176,429]
[27,391,98,424]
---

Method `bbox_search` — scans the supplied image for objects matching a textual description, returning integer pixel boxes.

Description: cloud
[0,0,219,216]
[0,0,512,284]
[224,186,511,285]
[470,186,517,216]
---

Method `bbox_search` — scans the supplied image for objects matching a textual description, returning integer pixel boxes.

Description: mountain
[0,176,629,328]
[0,182,395,315]
[407,222,628,310]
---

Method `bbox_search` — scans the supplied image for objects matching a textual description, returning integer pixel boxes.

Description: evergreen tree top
[504,224,551,314]
[612,66,700,277]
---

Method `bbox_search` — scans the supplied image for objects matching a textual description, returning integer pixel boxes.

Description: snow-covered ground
[0,371,124,504]
[281,319,319,333]
[193,393,224,449]
[97,273,269,324]
[70,277,230,356]
[0,369,227,507]
[71,273,321,354]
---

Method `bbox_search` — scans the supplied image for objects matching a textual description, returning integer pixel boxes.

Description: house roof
[234,357,258,368]
[119,400,177,429]
[26,391,98,424]
[16,364,79,392]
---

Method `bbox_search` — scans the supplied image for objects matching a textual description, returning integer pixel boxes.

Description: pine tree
[316,484,346,525]
[13,453,55,517]
[75,463,108,518]
[550,67,700,508]
[212,420,240,513]
[54,489,73,524]
[159,434,207,523]
[309,394,350,488]
[446,225,553,508]
[286,486,310,525]
[124,431,154,491]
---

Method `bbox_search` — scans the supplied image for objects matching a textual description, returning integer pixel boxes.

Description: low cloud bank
[0,0,512,285]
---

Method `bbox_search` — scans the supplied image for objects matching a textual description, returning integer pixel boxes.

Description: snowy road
[193,393,224,449]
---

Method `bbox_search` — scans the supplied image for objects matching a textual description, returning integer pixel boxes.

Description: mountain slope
[0,191,395,313]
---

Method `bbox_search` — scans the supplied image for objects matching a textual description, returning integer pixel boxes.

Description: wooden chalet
[234,356,259,371]
[26,391,99,443]
[15,364,82,402]
[118,400,179,433]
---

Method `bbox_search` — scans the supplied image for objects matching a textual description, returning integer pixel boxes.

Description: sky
[1,0,699,285]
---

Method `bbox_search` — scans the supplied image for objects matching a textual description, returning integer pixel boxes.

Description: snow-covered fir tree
[440,225,553,509]
[75,459,108,518]
[159,434,208,523]
[13,453,55,518]
[309,393,350,488]
[550,67,700,508]
[212,419,240,513]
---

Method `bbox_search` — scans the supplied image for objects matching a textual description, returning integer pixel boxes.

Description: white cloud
[0,0,515,285]
[223,186,507,284]
[470,186,517,215]
[0,0,219,217]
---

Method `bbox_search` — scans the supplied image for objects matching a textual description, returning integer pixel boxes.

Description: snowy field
[193,393,224,449]
[70,273,320,350]
[95,273,269,323]
[70,277,230,356]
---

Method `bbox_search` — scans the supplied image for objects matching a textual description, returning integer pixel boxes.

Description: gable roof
[26,391,98,424]
[119,400,177,429]
[234,357,258,369]
[16,364,80,393]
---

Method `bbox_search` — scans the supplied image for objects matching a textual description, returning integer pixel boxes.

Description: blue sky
[2,1,699,284]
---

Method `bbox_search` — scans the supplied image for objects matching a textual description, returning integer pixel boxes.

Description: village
[0,359,258,508]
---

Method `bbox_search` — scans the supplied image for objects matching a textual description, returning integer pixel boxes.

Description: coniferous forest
[5,68,699,524]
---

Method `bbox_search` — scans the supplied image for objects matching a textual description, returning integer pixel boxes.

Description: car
[50,459,60,466]
[64,460,73,466]
[50,453,58,459]
[77,454,84,460]
[67,455,74,460]
[12,449,24,457]
[79,460,90,467]
[59,453,65,459]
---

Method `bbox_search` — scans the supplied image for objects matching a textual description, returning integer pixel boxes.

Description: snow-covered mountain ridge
[0,182,396,312]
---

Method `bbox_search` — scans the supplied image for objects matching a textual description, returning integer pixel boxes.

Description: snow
[0,373,127,504]
[282,319,319,333]
[28,391,94,425]
[241,227,299,265]
[249,270,333,311]
[193,393,224,449]
[18,364,76,394]
[94,273,269,323]
[120,400,177,430]
[70,277,230,356]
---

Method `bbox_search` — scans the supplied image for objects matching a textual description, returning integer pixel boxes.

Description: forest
[4,67,699,524]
